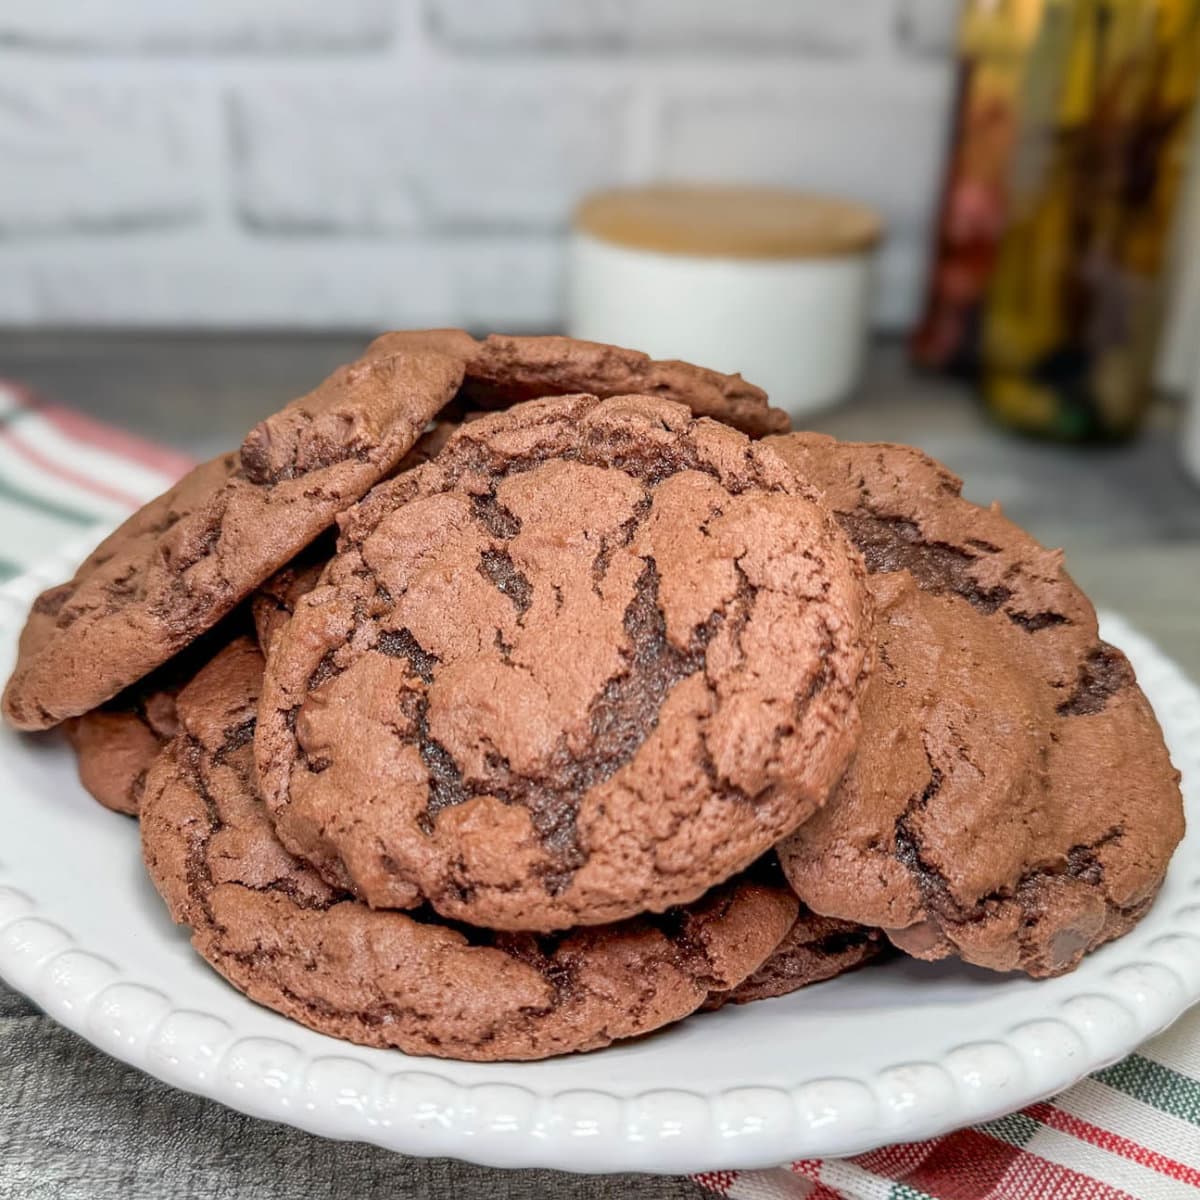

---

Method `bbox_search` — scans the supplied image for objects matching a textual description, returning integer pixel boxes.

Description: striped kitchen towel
[692,988,1200,1197]
[1,378,1197,1200]
[0,378,191,576]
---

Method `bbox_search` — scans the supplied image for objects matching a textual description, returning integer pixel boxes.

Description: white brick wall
[233,81,630,232]
[0,0,961,331]
[0,80,209,233]
[428,0,886,54]
[0,0,396,52]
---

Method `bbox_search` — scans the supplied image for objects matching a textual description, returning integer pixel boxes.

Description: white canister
[567,186,882,420]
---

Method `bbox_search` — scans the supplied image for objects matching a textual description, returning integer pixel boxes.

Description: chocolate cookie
[707,908,883,1009]
[771,434,1184,977]
[141,638,800,1061]
[257,395,873,931]
[250,420,461,656]
[366,331,789,437]
[65,685,179,817]
[251,538,333,657]
[3,350,462,731]
[399,417,463,466]
[64,615,249,815]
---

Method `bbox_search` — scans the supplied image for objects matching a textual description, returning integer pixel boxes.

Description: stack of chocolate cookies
[3,333,1184,1061]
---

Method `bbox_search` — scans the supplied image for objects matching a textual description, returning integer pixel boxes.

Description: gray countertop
[1,332,1197,1199]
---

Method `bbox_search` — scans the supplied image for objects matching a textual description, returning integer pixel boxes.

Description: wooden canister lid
[574,186,883,259]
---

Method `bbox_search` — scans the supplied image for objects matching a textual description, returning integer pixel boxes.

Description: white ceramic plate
[1,538,1198,1175]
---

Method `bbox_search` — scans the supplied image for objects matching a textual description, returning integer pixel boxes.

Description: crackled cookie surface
[141,638,799,1061]
[366,330,789,437]
[257,395,872,931]
[3,350,462,730]
[771,435,1184,977]
[250,420,461,657]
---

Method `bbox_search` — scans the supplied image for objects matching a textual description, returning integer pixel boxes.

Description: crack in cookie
[415,559,730,893]
[837,511,1014,614]
[471,490,522,540]
[891,760,946,905]
[1057,643,1135,716]
[477,548,533,618]
[377,627,440,683]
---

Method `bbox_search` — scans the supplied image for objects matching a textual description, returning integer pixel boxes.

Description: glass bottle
[915,0,1200,440]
